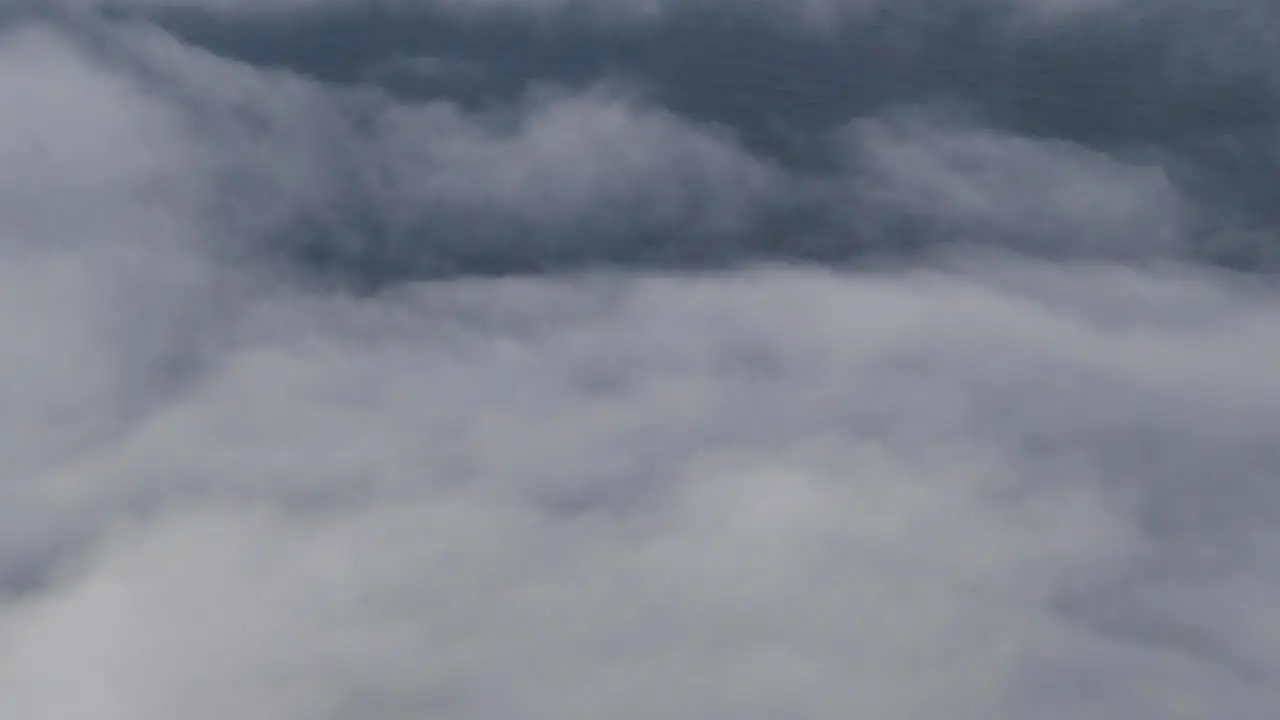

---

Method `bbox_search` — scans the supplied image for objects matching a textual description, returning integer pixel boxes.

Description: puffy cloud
[366,85,786,266]
[834,110,1193,259]
[0,24,198,247]
[2,6,1280,720]
[0,25,222,477]
[84,24,789,275]
[72,21,1210,274]
[4,262,1280,718]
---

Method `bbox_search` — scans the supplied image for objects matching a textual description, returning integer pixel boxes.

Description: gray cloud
[83,0,1280,268]
[368,84,787,263]
[67,19,1239,276]
[833,109,1194,259]
[2,6,1279,719]
[4,261,1280,718]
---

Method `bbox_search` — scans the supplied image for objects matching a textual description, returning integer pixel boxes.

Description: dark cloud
[1,3,1279,718]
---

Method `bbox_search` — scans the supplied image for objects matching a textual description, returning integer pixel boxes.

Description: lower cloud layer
[3,262,1280,718]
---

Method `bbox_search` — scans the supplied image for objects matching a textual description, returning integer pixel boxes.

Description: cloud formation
[835,112,1193,258]
[1,4,1278,719]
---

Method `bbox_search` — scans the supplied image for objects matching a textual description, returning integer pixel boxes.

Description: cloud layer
[2,4,1279,718]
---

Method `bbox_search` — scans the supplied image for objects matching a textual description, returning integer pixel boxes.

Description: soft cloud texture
[5,262,1280,718]
[1,4,1279,720]
[836,112,1193,258]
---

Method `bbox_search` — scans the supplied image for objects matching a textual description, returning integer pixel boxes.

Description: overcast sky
[2,1,1279,718]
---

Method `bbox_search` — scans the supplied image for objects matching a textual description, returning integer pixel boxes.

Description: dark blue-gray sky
[1,1,1278,717]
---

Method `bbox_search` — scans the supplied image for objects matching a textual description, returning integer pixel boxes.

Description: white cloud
[2,11,1279,720]
[0,25,224,476]
[369,85,786,258]
[5,261,1280,718]
[836,111,1193,259]
[86,25,788,269]
[0,25,198,248]
[89,22,1204,270]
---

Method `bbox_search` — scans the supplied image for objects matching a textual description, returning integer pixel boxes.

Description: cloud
[2,6,1280,720]
[0,24,197,247]
[4,262,1280,718]
[67,20,1214,275]
[834,110,1193,259]
[0,25,222,475]
[84,24,790,276]
[367,85,787,266]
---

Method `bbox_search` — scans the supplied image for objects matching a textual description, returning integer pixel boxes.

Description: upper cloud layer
[835,111,1193,259]
[74,0,1280,273]
[39,17,1233,280]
